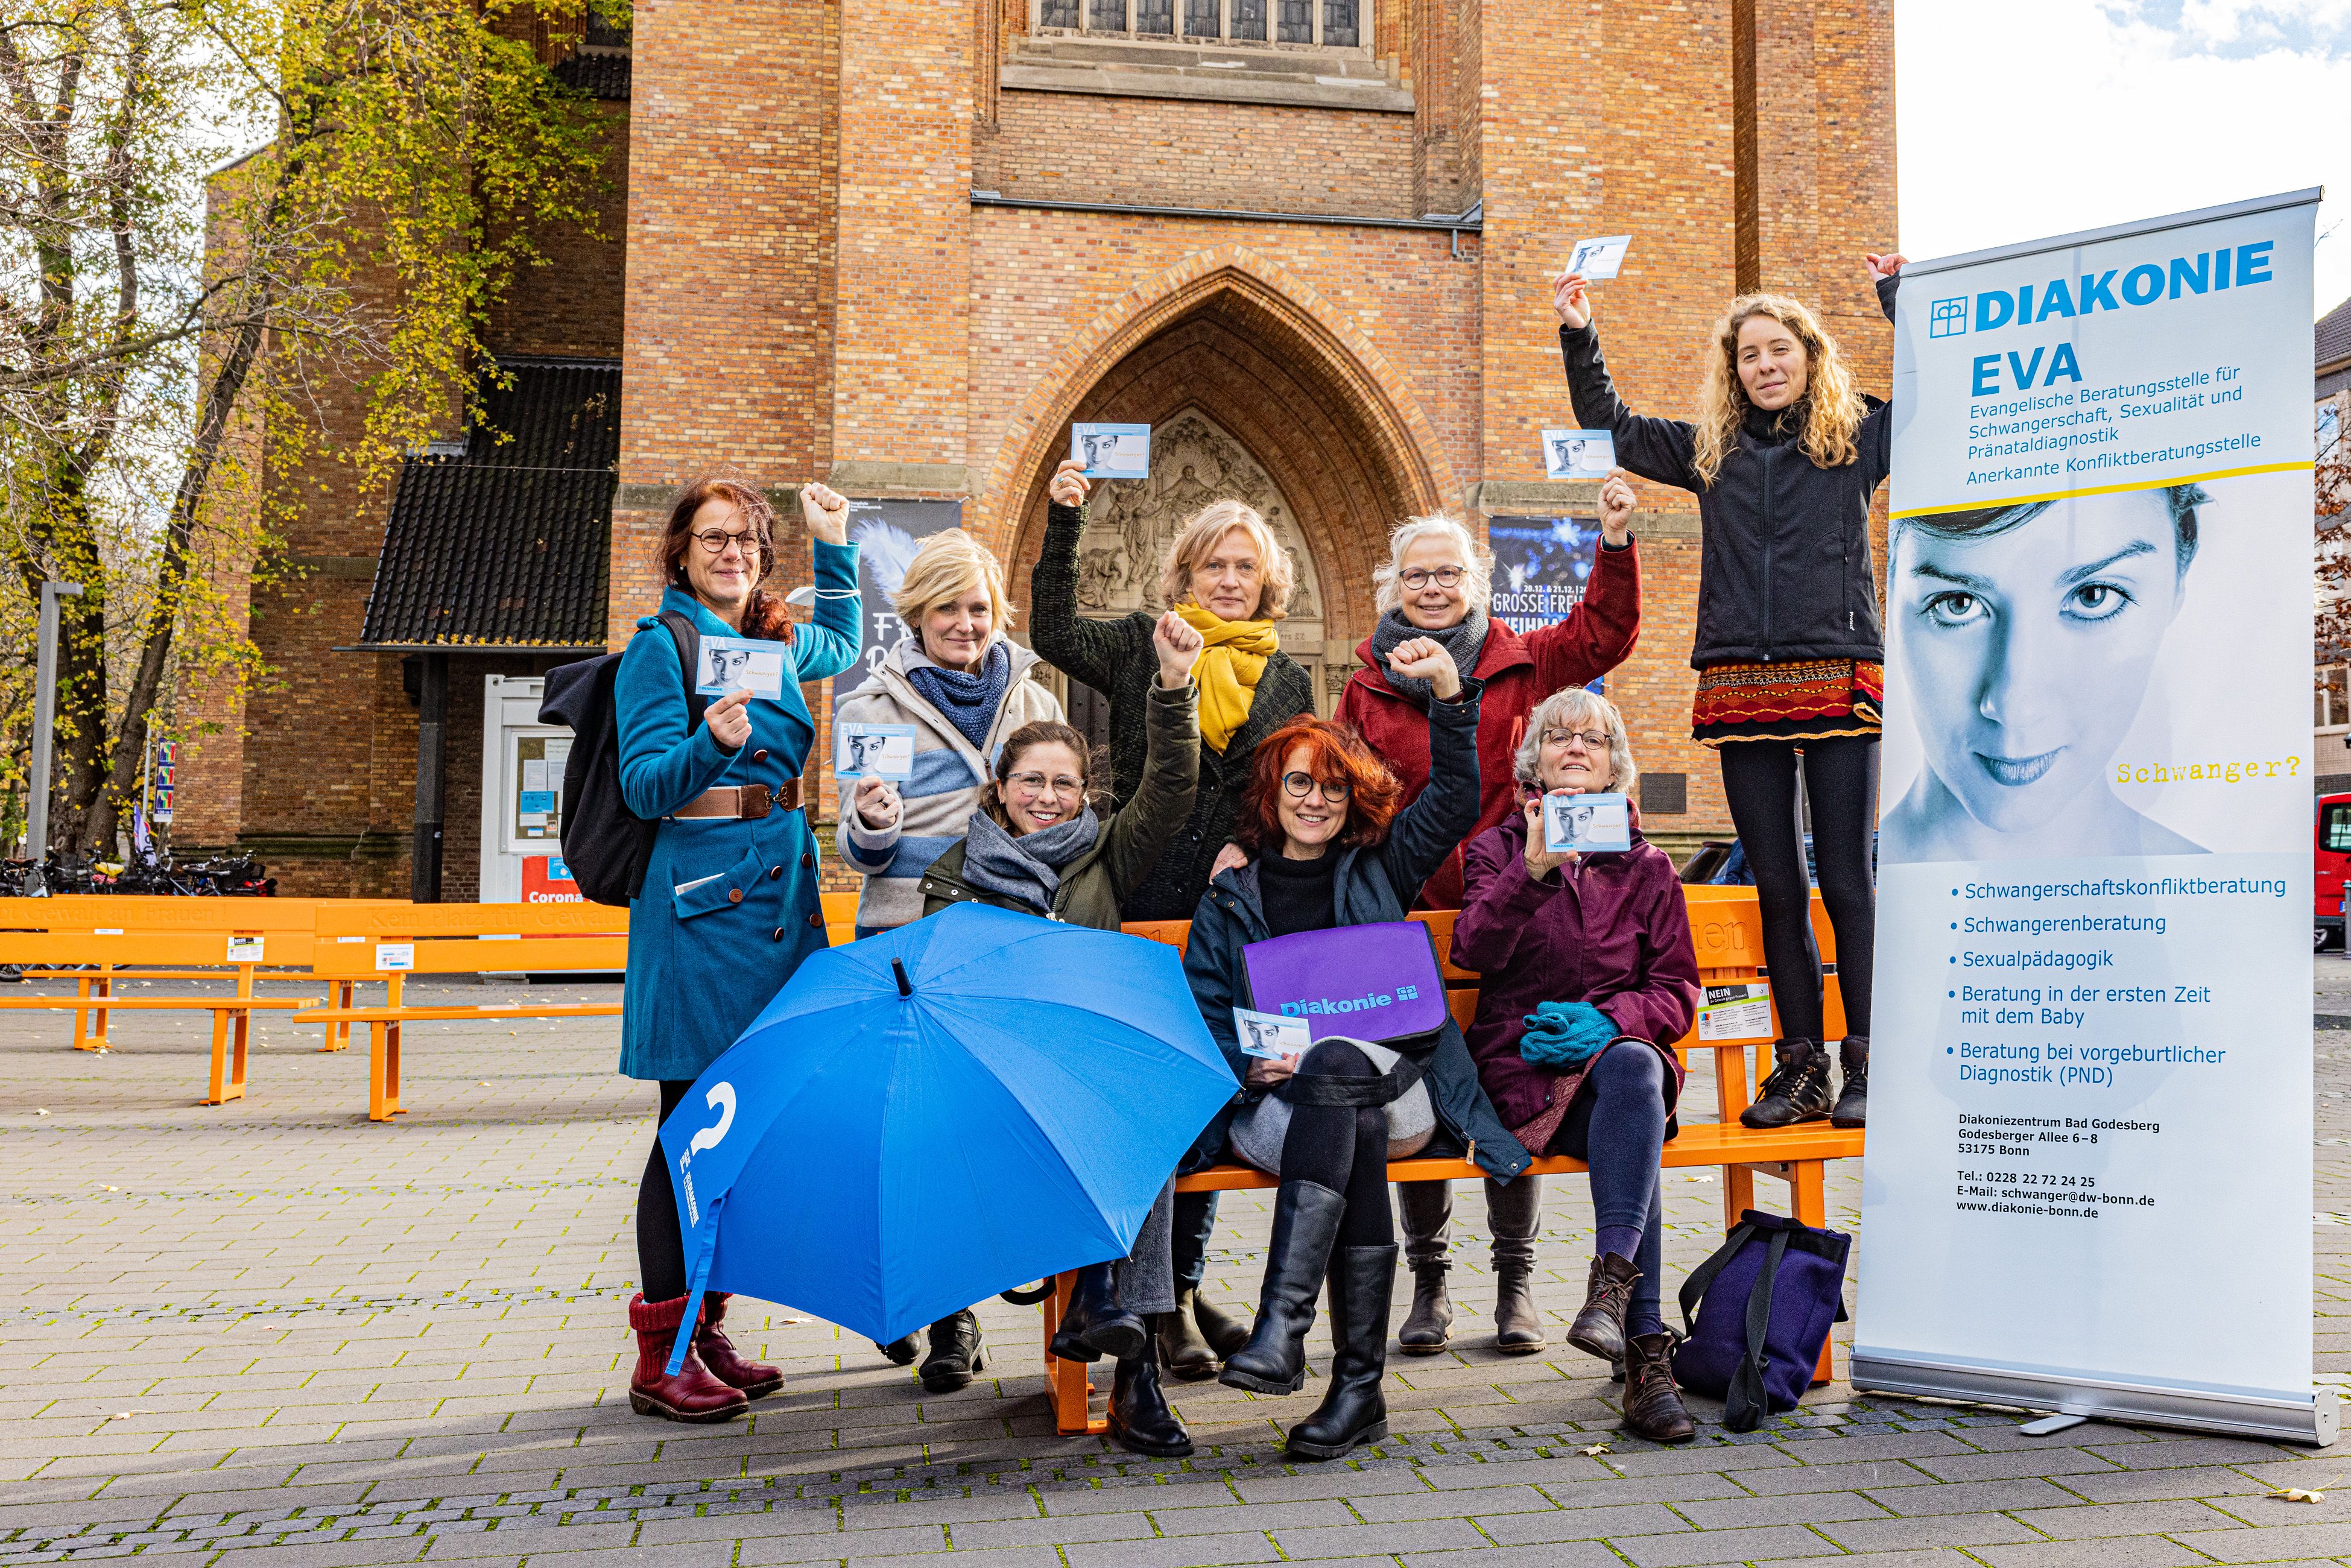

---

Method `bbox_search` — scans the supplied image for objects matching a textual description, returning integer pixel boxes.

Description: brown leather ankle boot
[1157,1288,1218,1381]
[1566,1253,1641,1362]
[695,1293,783,1398]
[1620,1331,1696,1442]
[1487,1174,1546,1355]
[1396,1179,1454,1354]
[628,1293,748,1423]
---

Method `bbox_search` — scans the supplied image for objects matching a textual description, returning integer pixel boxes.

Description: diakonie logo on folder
[1240,922,1449,1046]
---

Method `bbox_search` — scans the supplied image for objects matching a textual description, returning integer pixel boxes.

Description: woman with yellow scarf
[1031,457,1315,1382]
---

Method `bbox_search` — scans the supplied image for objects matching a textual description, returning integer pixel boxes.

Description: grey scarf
[1371,603,1490,706]
[961,806,1102,915]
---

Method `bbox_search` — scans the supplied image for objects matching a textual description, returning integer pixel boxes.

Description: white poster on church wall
[1856,189,2333,1443]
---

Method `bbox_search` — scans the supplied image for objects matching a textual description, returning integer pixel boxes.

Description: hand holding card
[836,722,916,782]
[1071,423,1151,480]
[1565,234,1633,281]
[695,636,786,700]
[1542,790,1632,855]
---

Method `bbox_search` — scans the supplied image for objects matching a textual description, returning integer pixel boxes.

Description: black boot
[1739,1039,1833,1128]
[1487,1174,1547,1354]
[1394,1180,1454,1355]
[1218,1180,1347,1396]
[1831,1036,1868,1128]
[1193,1291,1251,1358]
[1049,1262,1146,1363]
[918,1310,984,1393]
[1620,1330,1697,1442]
[1157,1288,1218,1380]
[1285,1244,1396,1461]
[875,1333,920,1367]
[1109,1322,1195,1457]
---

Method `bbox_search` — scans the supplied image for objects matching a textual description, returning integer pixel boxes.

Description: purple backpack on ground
[1671,1209,1851,1431]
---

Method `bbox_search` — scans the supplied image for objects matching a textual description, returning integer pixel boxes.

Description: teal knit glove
[1519,1001,1618,1068]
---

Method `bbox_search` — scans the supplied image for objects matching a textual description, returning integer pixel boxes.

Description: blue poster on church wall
[1487,515,1604,690]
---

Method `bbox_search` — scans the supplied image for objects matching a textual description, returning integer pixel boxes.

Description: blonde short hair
[1514,687,1639,800]
[1159,500,1295,622]
[889,530,1014,633]
[1372,513,1493,615]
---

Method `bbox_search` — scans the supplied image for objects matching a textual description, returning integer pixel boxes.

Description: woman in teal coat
[618,476,860,1424]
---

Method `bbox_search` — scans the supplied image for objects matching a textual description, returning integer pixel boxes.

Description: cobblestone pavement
[5,968,2351,1567]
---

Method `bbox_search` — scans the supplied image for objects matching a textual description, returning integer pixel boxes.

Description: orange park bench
[1032,900,1865,1437]
[299,902,631,1121]
[0,897,332,1105]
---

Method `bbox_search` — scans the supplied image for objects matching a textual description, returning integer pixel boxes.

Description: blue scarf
[905,640,1013,751]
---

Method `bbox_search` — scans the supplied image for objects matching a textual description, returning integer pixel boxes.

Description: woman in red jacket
[1330,475,1641,1358]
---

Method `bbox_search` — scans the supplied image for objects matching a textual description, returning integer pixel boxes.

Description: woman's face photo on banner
[1879,472,2304,863]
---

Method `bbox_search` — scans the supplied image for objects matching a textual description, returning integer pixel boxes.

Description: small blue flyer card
[695,635,786,699]
[1542,791,1633,855]
[1565,233,1633,280]
[835,722,916,782]
[1542,428,1616,481]
[1232,1007,1311,1061]
[1071,422,1151,480]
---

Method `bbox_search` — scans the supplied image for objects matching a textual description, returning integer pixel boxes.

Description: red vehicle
[2320,792,2351,950]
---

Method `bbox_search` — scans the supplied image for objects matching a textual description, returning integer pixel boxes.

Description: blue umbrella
[657,901,1237,1370]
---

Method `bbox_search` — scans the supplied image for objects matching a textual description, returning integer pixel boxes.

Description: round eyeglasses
[1281,771,1353,803]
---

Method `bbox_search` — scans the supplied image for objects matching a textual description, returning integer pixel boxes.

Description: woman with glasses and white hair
[1031,457,1318,1379]
[1333,476,1641,1359]
[1450,686,1702,1443]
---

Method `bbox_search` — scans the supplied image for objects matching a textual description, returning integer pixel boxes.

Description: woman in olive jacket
[917,610,1207,1458]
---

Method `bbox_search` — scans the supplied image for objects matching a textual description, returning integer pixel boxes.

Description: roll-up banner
[1858,189,2332,1444]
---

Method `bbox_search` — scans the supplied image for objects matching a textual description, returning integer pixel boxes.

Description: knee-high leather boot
[1218,1180,1347,1396]
[1393,1180,1454,1354]
[1284,1244,1397,1461]
[1487,1174,1547,1354]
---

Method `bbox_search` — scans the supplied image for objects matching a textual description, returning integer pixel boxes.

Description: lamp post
[25,580,86,896]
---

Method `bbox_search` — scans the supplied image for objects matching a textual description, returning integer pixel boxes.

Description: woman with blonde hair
[1554,252,1905,1131]
[1032,455,1315,1380]
[832,527,1063,1387]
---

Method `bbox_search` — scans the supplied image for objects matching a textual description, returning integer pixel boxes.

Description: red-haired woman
[614,478,859,1424]
[1179,640,1531,1461]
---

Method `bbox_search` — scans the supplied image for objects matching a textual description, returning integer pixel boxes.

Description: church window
[1038,0,1363,47]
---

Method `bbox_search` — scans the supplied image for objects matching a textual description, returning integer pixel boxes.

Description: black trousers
[636,1080,692,1301]
[1717,735,1878,1045]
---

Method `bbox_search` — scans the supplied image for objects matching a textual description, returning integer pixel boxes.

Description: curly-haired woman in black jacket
[1554,252,1905,1129]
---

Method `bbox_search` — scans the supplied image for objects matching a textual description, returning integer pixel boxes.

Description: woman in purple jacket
[1451,686,1702,1443]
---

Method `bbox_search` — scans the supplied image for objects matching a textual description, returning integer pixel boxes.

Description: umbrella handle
[666,1192,727,1377]
[998,1281,1054,1306]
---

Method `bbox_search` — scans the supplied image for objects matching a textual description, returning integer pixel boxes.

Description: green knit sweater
[1029,501,1315,922]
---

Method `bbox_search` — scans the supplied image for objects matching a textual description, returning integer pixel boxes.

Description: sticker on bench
[1697,981,1773,1043]
[375,943,416,972]
[226,935,264,962]
[95,928,123,935]
[337,935,365,943]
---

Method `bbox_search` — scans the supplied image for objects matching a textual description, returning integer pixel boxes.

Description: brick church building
[177,0,1896,900]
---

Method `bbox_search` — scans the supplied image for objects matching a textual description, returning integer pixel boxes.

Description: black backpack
[538,610,702,906]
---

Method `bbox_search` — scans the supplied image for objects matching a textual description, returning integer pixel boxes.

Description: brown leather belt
[673,780,798,820]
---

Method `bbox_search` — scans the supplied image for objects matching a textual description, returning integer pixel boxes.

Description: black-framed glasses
[1541,727,1612,751]
[692,528,758,556]
[1281,771,1352,803]
[1398,566,1466,590]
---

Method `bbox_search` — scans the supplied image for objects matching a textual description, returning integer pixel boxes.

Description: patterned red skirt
[1692,659,1883,746]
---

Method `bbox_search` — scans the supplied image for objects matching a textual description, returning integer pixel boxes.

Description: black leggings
[1278,1042,1395,1250]
[1718,736,1878,1044]
[637,1080,692,1301]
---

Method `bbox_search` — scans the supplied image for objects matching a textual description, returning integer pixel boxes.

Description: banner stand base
[2017,1413,2087,1437]
[1852,1354,2340,1447]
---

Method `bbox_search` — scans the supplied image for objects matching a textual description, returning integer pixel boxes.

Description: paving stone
[1609,1523,1842,1566]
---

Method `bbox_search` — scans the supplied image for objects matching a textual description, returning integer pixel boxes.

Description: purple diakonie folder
[1241,921,1450,1046]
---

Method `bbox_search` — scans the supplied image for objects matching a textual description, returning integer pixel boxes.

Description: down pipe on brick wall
[970,191,1482,254]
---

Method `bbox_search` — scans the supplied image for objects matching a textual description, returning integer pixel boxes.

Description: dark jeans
[636,1080,692,1301]
[1718,735,1878,1044]
[1551,1042,1669,1337]
[1172,1189,1218,1293]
